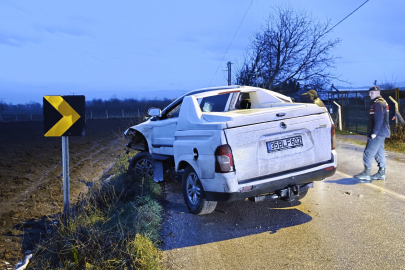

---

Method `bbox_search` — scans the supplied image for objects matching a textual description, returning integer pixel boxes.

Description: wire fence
[0,114,43,122]
[0,110,148,123]
[85,110,146,120]
[327,89,405,134]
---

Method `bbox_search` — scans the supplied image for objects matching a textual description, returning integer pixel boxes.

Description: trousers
[363,136,386,168]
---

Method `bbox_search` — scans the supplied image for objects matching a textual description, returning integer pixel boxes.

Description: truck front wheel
[182,165,217,215]
[128,152,154,177]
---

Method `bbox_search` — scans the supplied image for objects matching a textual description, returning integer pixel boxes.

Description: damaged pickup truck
[124,85,337,215]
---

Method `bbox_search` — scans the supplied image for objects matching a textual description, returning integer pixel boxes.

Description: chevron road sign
[43,95,85,219]
[43,95,85,137]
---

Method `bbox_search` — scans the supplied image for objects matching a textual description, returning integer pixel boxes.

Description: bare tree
[378,76,397,90]
[379,81,396,90]
[235,5,342,94]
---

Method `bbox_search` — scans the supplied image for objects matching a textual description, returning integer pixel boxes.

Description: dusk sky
[0,0,404,104]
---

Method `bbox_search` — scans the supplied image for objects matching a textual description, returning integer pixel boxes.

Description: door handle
[276,113,286,117]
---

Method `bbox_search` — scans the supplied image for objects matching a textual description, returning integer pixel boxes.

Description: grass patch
[388,124,405,142]
[385,140,405,153]
[386,124,405,153]
[336,125,405,153]
[335,129,361,135]
[28,152,164,269]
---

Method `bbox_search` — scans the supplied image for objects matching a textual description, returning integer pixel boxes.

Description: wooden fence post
[333,101,342,130]
[395,88,399,102]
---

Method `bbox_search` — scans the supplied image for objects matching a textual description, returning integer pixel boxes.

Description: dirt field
[0,118,134,267]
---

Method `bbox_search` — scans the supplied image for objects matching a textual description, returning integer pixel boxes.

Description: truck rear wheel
[182,165,217,215]
[128,152,154,177]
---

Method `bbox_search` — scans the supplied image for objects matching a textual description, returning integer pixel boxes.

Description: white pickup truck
[124,85,337,215]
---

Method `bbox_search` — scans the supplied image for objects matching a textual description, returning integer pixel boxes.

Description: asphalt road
[160,139,405,270]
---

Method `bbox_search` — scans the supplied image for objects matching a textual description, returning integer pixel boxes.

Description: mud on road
[0,118,133,266]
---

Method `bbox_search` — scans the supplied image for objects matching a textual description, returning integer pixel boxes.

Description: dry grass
[28,152,164,269]
[388,124,405,142]
[386,124,405,153]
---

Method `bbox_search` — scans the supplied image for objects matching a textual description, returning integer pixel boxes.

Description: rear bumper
[203,150,337,201]
[205,166,336,201]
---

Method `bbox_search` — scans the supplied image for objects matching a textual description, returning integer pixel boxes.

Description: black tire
[182,165,217,215]
[128,152,154,177]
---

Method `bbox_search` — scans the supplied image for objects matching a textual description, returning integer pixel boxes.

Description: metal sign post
[43,95,85,223]
[62,136,71,217]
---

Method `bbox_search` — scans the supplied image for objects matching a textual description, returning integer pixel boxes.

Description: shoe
[371,167,386,180]
[354,166,371,183]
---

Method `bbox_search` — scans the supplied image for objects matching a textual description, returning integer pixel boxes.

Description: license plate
[267,135,303,152]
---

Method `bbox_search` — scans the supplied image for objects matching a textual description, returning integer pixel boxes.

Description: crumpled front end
[124,126,149,152]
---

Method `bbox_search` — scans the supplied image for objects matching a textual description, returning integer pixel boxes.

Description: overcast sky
[0,0,404,104]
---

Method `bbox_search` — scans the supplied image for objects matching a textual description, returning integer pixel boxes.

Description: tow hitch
[249,182,314,202]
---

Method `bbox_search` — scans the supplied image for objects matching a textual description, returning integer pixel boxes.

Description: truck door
[150,102,182,155]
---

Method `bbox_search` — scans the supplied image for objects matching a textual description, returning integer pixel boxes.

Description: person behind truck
[301,89,325,107]
[354,86,390,183]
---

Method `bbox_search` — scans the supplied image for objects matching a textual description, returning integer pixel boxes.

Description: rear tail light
[331,124,336,150]
[215,144,234,173]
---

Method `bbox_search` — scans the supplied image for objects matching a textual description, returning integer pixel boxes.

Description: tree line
[86,98,174,115]
[0,98,175,115]
[0,102,42,113]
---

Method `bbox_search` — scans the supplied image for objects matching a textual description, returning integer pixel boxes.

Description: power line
[210,0,369,86]
[325,0,369,35]
[209,0,254,86]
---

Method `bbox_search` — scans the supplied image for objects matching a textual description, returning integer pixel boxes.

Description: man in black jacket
[355,86,390,182]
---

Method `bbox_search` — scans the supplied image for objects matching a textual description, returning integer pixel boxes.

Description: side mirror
[148,107,161,117]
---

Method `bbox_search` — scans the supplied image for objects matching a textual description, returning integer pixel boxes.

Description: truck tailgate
[224,114,332,182]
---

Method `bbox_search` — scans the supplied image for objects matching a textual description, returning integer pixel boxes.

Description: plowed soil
[0,118,132,267]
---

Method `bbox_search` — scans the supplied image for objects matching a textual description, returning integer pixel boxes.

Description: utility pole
[70,92,77,95]
[227,62,232,86]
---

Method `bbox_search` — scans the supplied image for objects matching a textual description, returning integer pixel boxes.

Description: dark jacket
[368,96,390,138]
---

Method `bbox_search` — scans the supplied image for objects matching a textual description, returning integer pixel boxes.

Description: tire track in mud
[17,137,122,205]
[0,136,123,217]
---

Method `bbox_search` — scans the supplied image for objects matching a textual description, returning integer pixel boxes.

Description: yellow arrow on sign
[44,96,81,137]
